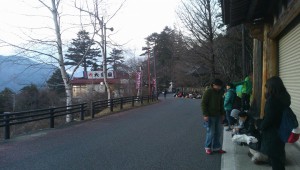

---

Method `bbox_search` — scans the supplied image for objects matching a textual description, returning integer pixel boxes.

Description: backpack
[278,107,299,143]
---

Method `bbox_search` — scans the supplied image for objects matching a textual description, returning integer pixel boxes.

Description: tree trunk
[207,0,215,80]
[50,0,72,122]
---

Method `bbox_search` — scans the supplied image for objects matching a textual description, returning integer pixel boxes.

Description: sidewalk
[221,128,300,170]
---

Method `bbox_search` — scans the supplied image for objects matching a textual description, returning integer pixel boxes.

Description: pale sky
[0,0,181,57]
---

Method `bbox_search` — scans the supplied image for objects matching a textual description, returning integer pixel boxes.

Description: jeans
[225,110,234,126]
[205,116,222,150]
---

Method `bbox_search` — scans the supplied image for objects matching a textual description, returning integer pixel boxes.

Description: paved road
[0,95,222,170]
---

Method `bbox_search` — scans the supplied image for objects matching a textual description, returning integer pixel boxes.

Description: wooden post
[4,112,10,140]
[110,99,113,112]
[120,98,123,110]
[132,96,135,107]
[260,24,279,118]
[49,108,55,128]
[80,104,85,121]
[252,39,263,117]
[91,102,95,118]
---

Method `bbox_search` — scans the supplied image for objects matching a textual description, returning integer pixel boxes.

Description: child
[224,83,236,131]
[233,111,256,136]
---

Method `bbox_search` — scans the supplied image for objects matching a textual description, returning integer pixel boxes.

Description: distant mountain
[0,55,57,92]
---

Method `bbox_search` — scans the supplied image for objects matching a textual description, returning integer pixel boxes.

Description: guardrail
[0,95,157,140]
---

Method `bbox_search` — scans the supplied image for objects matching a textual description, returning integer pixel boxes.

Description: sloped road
[0,96,222,170]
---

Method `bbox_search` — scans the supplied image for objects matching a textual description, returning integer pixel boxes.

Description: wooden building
[221,0,300,121]
[70,71,133,98]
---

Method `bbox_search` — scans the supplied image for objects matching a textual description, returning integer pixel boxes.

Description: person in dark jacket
[234,111,256,136]
[258,76,290,170]
[224,83,236,131]
[201,79,226,155]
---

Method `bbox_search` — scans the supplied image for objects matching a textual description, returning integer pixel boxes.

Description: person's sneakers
[226,127,232,131]
[217,149,226,154]
[205,149,212,155]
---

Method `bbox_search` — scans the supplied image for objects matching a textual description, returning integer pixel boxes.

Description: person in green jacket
[224,83,236,131]
[233,73,253,111]
[201,79,226,155]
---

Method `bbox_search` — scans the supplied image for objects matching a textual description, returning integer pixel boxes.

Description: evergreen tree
[65,30,101,73]
[0,88,15,113]
[17,84,39,110]
[145,27,176,88]
[107,48,124,72]
[47,68,66,94]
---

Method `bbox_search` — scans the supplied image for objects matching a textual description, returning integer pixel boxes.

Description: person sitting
[233,111,256,136]
[231,112,269,164]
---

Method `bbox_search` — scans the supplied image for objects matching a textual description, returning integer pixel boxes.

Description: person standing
[163,89,167,99]
[233,73,253,111]
[258,76,290,170]
[201,79,226,155]
[224,83,236,131]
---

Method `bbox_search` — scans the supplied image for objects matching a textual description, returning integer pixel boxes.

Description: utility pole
[101,17,113,100]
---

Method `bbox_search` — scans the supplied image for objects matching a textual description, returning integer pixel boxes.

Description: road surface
[0,95,222,170]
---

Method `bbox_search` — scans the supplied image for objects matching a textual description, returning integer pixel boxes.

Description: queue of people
[201,75,293,170]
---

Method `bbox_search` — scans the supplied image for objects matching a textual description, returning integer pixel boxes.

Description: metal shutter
[279,22,300,122]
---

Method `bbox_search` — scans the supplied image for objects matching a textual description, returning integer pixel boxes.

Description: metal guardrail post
[110,99,113,112]
[4,112,10,140]
[141,96,143,104]
[132,96,135,107]
[80,104,85,121]
[120,98,123,110]
[49,108,55,128]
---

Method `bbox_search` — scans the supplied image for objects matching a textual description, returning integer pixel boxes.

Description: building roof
[221,0,273,26]
[70,78,121,85]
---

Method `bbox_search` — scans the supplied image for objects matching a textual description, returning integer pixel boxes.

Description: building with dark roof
[221,0,300,119]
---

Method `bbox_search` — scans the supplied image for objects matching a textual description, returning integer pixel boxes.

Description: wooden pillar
[252,39,262,117]
[260,24,279,118]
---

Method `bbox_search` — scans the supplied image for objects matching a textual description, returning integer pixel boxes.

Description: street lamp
[101,19,113,99]
[103,23,114,74]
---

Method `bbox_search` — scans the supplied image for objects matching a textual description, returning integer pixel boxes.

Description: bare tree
[177,0,223,81]
[38,0,75,122]
[0,0,98,122]
[74,0,127,100]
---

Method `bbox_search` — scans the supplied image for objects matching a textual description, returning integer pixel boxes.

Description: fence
[0,95,157,140]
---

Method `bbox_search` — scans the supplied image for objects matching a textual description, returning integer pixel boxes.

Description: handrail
[0,95,157,140]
